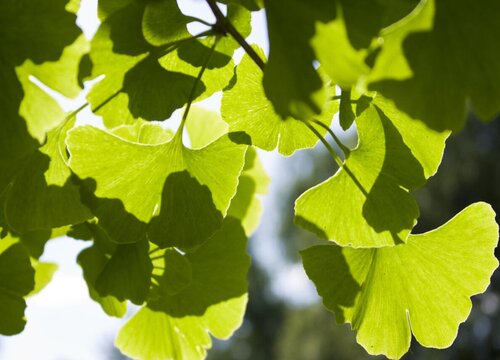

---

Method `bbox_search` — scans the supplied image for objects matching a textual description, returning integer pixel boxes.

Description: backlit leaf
[67,125,246,248]
[302,203,499,359]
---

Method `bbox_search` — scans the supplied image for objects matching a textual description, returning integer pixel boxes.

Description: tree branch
[206,0,265,71]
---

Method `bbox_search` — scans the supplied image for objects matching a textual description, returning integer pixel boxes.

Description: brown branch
[206,0,265,71]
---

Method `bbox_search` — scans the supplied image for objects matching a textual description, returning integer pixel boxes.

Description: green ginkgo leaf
[116,217,250,360]
[222,48,337,156]
[301,202,499,359]
[263,0,420,120]
[78,246,127,318]
[295,96,448,247]
[370,0,500,131]
[67,125,246,248]
[15,65,66,143]
[0,235,35,335]
[4,117,92,233]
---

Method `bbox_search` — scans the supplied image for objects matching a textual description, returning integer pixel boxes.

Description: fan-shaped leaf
[67,125,246,248]
[302,202,499,359]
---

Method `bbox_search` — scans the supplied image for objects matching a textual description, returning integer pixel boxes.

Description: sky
[0,1,353,358]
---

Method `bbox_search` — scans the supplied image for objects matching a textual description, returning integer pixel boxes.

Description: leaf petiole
[178,37,220,134]
[312,119,351,157]
[301,120,344,168]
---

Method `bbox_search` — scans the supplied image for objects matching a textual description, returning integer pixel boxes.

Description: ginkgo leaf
[295,96,449,247]
[0,236,35,335]
[97,0,133,20]
[4,118,92,233]
[370,0,500,131]
[222,48,337,156]
[21,34,89,100]
[67,125,246,248]
[15,65,66,143]
[155,3,251,100]
[301,202,499,359]
[116,217,250,360]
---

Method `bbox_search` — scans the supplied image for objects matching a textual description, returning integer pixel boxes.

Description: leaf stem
[178,37,219,133]
[157,29,214,57]
[301,120,344,169]
[205,0,265,71]
[149,246,163,256]
[188,16,214,27]
[312,119,351,157]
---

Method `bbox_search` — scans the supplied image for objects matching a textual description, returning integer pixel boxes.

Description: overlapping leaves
[263,0,417,120]
[0,0,84,194]
[295,96,449,247]
[116,218,250,360]
[0,1,498,359]
[264,0,500,131]
[222,48,337,156]
[88,0,250,127]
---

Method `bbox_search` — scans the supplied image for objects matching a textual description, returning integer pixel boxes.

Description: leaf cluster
[0,0,499,359]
